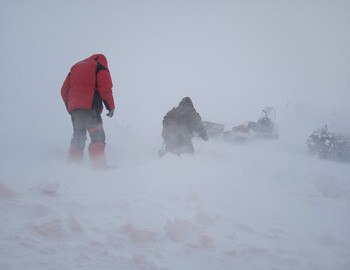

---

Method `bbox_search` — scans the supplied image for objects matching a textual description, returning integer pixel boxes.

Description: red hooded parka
[61,54,115,113]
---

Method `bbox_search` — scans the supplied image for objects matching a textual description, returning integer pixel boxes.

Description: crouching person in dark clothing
[160,97,208,156]
[61,54,115,169]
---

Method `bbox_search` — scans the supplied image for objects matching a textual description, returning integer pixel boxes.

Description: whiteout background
[0,1,349,269]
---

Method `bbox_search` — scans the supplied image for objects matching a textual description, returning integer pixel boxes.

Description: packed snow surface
[1,119,349,269]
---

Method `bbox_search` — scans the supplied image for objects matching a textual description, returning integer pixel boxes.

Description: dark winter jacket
[162,97,208,141]
[61,54,115,113]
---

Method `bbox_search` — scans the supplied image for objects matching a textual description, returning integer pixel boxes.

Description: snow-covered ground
[1,112,350,270]
[1,1,350,269]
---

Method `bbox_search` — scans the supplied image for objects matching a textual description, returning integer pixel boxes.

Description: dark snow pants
[70,109,106,150]
[164,134,194,155]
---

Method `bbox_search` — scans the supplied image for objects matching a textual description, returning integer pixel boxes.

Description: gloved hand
[106,109,114,118]
[201,132,209,141]
[202,134,209,141]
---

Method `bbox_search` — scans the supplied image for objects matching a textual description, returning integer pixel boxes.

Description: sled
[202,121,225,138]
[223,107,279,143]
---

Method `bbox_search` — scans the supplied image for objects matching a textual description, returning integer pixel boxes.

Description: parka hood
[87,54,109,68]
[179,97,194,109]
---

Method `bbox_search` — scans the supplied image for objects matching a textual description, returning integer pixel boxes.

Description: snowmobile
[223,107,279,143]
[307,125,350,162]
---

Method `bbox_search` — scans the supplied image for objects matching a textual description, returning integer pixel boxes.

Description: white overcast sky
[1,0,349,129]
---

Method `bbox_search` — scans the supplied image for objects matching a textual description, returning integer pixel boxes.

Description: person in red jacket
[61,54,115,168]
